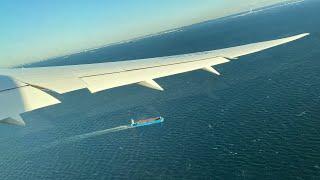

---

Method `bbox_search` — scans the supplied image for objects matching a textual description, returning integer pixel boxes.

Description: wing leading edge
[0,33,309,126]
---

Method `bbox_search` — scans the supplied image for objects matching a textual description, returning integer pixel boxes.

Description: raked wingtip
[281,33,310,44]
[296,33,310,39]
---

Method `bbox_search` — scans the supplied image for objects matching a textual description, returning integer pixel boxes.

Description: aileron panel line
[81,57,229,93]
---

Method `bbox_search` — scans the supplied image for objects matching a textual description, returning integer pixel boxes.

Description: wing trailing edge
[81,57,230,93]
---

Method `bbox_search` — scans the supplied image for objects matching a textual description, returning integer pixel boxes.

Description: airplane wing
[0,33,309,126]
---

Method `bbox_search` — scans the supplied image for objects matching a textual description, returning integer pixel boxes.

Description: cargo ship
[130,116,164,127]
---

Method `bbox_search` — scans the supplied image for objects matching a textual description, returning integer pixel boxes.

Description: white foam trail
[67,125,132,142]
[43,125,133,149]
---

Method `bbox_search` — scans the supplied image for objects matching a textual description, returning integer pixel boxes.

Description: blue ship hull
[131,117,164,127]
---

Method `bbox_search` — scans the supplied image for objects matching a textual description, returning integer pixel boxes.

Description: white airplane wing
[0,33,309,126]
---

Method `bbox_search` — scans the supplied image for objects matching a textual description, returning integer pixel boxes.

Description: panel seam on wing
[79,56,230,78]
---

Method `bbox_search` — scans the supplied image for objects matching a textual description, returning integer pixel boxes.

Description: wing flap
[81,57,229,93]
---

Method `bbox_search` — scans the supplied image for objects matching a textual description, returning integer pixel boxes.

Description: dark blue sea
[1,0,320,179]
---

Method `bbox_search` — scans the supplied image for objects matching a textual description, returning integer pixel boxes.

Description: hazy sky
[0,0,287,67]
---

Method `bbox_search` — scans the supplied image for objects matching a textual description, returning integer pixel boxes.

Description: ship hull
[131,117,164,127]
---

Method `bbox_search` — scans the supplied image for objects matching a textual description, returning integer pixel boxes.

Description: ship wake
[43,125,133,149]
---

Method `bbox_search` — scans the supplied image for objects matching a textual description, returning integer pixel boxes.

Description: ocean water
[1,0,320,179]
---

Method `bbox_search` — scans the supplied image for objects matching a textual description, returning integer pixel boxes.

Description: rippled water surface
[1,1,320,179]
